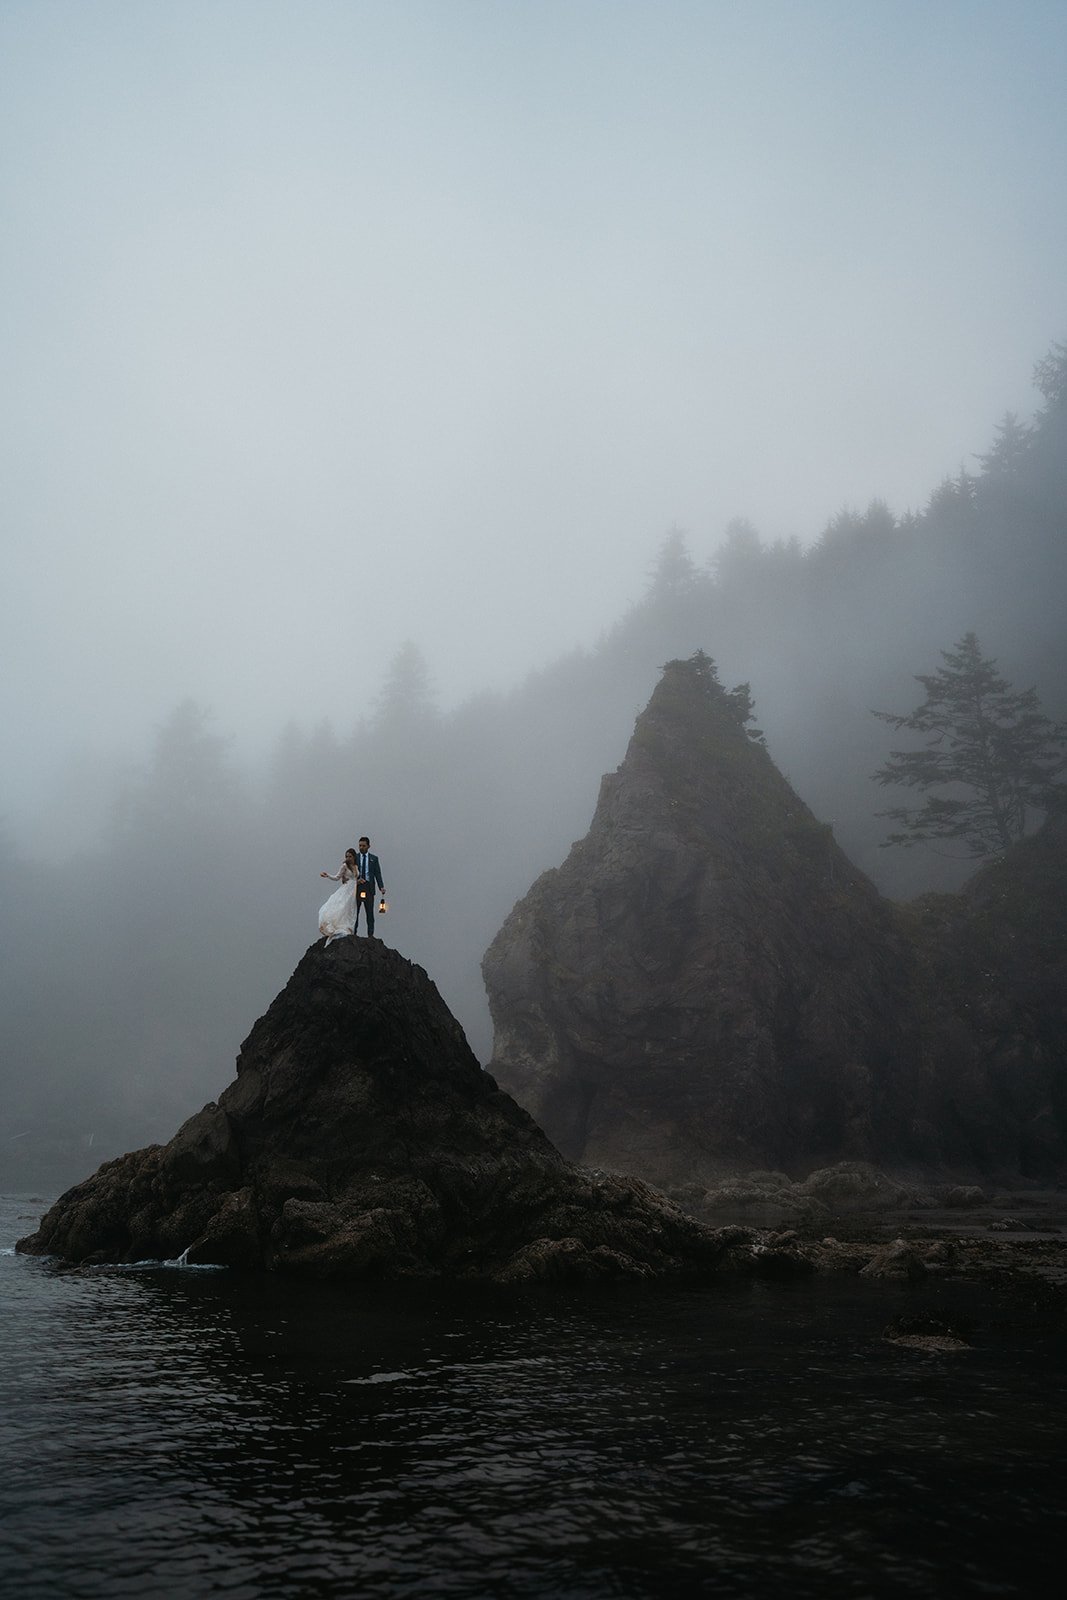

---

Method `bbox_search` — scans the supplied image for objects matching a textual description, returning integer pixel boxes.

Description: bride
[318,848,359,944]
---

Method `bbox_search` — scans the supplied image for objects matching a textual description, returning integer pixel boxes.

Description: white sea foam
[80,1257,228,1273]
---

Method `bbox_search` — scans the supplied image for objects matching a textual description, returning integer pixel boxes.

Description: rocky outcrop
[483,654,925,1188]
[17,938,734,1283]
[903,810,1067,1178]
[672,1161,926,1224]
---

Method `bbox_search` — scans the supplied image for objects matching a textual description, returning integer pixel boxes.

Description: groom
[354,836,385,937]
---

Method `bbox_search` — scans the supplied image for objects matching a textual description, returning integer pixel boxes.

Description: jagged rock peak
[483,653,923,1188]
[18,937,732,1283]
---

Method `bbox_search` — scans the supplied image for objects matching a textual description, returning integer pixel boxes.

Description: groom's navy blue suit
[354,849,385,936]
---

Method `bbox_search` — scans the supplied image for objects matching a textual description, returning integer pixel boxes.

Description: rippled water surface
[2,1194,1065,1599]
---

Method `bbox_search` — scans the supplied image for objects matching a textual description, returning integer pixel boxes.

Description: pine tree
[374,641,437,730]
[115,700,242,843]
[647,527,696,598]
[975,411,1033,481]
[872,633,1066,857]
[926,468,977,521]
[1033,339,1067,413]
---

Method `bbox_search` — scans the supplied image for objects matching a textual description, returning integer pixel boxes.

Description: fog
[4,0,1065,837]
[2,1,1066,1185]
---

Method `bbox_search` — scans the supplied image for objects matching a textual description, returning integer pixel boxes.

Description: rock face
[483,654,924,1188]
[17,938,730,1282]
[905,810,1067,1179]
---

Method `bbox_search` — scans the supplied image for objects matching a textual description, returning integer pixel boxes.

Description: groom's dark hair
[359,835,370,846]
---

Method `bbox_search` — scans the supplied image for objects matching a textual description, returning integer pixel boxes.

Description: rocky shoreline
[662,1177,1067,1312]
[660,1163,1067,1292]
[708,1214,1067,1290]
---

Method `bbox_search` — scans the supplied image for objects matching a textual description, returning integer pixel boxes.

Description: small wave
[5,1248,227,1272]
[80,1258,229,1274]
[344,1370,415,1385]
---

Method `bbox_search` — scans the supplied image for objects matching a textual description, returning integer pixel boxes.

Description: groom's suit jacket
[355,852,384,901]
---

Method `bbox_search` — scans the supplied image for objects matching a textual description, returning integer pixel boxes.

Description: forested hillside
[3,343,1065,1187]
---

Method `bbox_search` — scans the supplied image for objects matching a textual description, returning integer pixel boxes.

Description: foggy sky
[3,0,1066,855]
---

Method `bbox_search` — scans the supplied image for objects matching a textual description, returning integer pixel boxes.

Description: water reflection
[2,1201,1066,1598]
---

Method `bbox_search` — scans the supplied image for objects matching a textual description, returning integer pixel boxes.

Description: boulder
[859,1240,928,1281]
[937,1185,988,1209]
[797,1162,915,1211]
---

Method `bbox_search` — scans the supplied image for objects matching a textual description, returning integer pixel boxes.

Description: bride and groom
[319,836,385,945]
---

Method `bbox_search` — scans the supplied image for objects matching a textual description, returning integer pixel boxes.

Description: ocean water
[1,1192,1065,1600]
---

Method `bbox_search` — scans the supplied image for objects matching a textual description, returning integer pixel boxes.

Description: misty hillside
[2,342,1065,1188]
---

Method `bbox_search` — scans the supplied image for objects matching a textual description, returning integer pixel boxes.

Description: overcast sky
[3,0,1065,852]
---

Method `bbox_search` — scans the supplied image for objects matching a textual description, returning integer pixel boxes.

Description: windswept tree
[872,633,1066,857]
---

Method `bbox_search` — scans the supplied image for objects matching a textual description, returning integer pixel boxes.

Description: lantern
[378,897,389,914]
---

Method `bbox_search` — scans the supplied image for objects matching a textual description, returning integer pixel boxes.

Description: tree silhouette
[374,641,437,731]
[872,633,1066,857]
[714,516,762,576]
[647,527,696,599]
[112,700,246,863]
[926,469,977,522]
[1033,338,1067,413]
[976,411,1033,481]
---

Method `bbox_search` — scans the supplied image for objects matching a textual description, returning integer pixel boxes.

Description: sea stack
[483,653,924,1188]
[17,938,730,1282]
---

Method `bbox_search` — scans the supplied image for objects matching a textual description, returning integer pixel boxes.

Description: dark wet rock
[17,940,738,1284]
[751,1230,815,1278]
[746,1169,793,1190]
[495,1237,654,1284]
[797,1162,916,1210]
[677,1161,923,1226]
[692,1176,830,1223]
[484,655,925,1190]
[883,1314,972,1352]
[922,1240,960,1268]
[937,1185,988,1209]
[161,1102,241,1191]
[187,1187,260,1268]
[886,1336,971,1351]
[859,1240,928,1281]
[809,1237,866,1274]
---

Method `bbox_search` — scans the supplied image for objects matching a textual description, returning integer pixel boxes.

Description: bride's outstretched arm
[320,868,342,880]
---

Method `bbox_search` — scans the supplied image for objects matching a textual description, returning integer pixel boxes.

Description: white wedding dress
[319,865,357,944]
